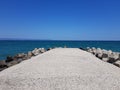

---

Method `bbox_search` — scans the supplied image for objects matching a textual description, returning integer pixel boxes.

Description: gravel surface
[0,48,120,90]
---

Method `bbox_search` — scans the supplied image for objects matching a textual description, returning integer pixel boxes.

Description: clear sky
[0,0,120,40]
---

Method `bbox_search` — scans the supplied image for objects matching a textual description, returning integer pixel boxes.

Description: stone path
[0,48,120,90]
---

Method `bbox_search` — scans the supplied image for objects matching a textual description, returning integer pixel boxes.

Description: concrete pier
[0,48,120,90]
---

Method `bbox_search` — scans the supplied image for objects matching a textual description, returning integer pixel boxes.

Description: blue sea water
[0,40,120,60]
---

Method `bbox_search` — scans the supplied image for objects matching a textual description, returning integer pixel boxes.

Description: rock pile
[86,47,120,68]
[0,48,47,71]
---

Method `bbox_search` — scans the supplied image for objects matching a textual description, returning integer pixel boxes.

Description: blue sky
[0,0,120,40]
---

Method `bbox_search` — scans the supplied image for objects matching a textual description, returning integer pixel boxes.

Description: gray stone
[88,49,93,53]
[17,53,25,58]
[0,60,7,67]
[107,50,112,55]
[102,58,109,62]
[32,48,40,56]
[96,48,102,54]
[96,53,103,59]
[92,49,97,55]
[28,51,33,58]
[7,60,19,67]
[22,54,28,60]
[102,49,108,54]
[109,53,119,60]
[39,48,46,53]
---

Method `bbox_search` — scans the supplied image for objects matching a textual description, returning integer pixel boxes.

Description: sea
[0,40,120,60]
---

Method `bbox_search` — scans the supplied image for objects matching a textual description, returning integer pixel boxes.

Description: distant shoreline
[0,39,120,41]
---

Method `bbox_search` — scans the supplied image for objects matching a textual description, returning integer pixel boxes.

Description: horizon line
[0,38,120,41]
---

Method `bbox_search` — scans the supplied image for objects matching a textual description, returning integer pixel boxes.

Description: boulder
[0,60,7,68]
[0,60,8,71]
[32,48,40,56]
[22,54,28,60]
[113,60,120,67]
[91,47,97,55]
[7,60,19,67]
[13,53,25,61]
[119,54,120,59]
[96,53,103,59]
[102,53,108,58]
[96,48,102,54]
[107,57,117,63]
[17,53,26,58]
[27,51,33,58]
[102,58,109,62]
[47,48,52,51]
[6,56,13,62]
[107,50,112,55]
[39,48,46,53]
[87,49,93,53]
[102,49,108,54]
[92,49,97,55]
[17,58,23,63]
[95,48,103,58]
[79,47,86,51]
[109,53,119,60]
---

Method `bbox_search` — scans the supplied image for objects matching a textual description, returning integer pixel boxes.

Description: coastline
[0,47,120,72]
[0,40,120,60]
[0,48,120,90]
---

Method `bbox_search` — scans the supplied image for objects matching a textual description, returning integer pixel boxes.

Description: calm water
[0,40,120,60]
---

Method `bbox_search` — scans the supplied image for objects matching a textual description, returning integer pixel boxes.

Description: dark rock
[96,53,103,59]
[6,56,13,62]
[14,53,27,60]
[21,54,28,60]
[0,60,8,71]
[47,48,52,51]
[108,53,119,63]
[107,57,117,63]
[113,60,120,67]
[0,60,7,68]
[79,48,87,51]
[102,53,108,58]
[17,58,23,63]
[118,54,120,60]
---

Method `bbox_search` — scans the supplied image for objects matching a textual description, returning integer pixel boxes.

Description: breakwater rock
[0,48,47,71]
[86,47,120,67]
